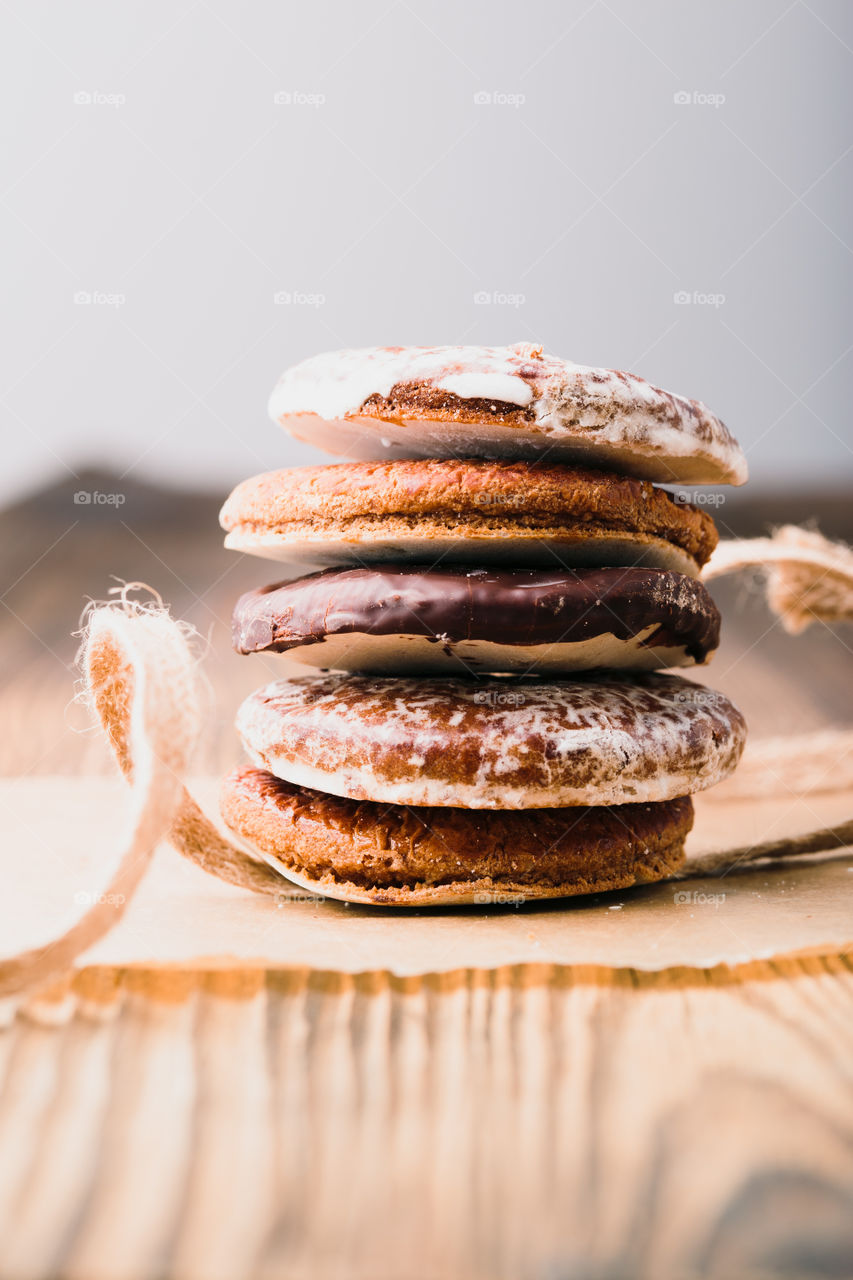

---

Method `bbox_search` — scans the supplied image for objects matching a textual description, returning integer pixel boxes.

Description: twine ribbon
[1,526,852,997]
[0,588,284,999]
[704,523,853,633]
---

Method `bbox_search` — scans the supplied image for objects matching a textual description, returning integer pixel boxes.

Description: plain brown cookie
[221,765,693,906]
[220,460,718,576]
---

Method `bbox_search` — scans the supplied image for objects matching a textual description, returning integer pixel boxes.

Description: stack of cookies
[219,344,748,906]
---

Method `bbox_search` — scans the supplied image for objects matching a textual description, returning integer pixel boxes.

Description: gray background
[1,0,851,504]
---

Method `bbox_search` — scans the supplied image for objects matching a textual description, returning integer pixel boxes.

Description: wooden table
[2,960,853,1279]
[1,476,852,1279]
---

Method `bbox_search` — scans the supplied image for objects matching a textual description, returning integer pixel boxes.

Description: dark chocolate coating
[232,565,720,664]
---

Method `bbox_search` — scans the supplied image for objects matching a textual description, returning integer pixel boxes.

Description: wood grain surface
[1,477,852,1279]
[0,962,851,1280]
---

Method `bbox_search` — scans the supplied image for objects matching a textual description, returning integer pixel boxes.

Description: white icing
[268,345,538,422]
[435,371,533,406]
[267,344,747,485]
[237,673,746,810]
[247,742,711,810]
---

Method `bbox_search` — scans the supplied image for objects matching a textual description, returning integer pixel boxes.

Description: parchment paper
[2,776,851,975]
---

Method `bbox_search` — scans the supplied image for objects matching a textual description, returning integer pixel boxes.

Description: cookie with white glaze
[235,671,747,809]
[267,343,747,486]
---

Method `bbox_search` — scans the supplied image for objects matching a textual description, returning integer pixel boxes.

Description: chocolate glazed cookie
[232,565,721,675]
